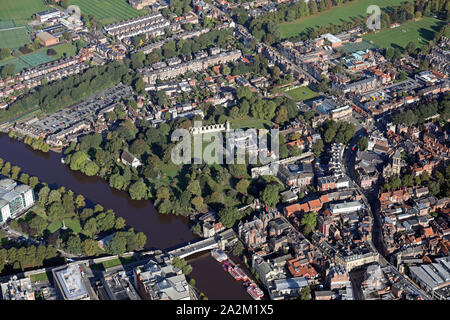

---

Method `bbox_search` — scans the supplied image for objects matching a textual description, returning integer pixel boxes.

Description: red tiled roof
[308,199,322,211]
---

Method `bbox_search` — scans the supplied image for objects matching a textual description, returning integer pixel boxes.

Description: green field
[0,26,31,49]
[72,0,143,25]
[0,43,78,73]
[279,0,414,39]
[0,0,49,22]
[363,17,445,50]
[338,40,377,54]
[230,119,273,129]
[284,86,319,102]
[52,43,78,59]
[29,271,53,283]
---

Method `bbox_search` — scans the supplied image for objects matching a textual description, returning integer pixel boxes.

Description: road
[341,131,432,300]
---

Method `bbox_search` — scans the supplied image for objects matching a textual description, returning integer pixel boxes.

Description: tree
[385,47,394,60]
[109,173,126,190]
[229,164,247,179]
[312,139,323,158]
[260,184,280,208]
[357,136,369,151]
[66,235,82,254]
[187,180,202,196]
[75,195,86,209]
[191,196,204,210]
[19,173,30,185]
[11,166,20,180]
[48,189,61,204]
[300,286,311,300]
[70,151,89,171]
[136,232,147,248]
[29,176,39,188]
[129,139,149,157]
[83,161,99,176]
[115,217,126,230]
[38,186,50,206]
[219,207,241,228]
[405,41,416,55]
[108,233,127,255]
[232,240,244,257]
[83,218,97,237]
[63,31,72,42]
[82,239,99,256]
[235,179,250,194]
[301,212,317,235]
[129,180,148,200]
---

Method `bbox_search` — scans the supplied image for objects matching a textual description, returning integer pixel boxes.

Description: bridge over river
[166,229,236,259]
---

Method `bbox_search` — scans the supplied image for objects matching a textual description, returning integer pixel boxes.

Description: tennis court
[19,51,52,67]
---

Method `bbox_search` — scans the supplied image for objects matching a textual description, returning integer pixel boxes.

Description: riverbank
[0,133,197,250]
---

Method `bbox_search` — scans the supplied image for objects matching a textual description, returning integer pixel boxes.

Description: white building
[0,178,35,223]
[329,201,363,215]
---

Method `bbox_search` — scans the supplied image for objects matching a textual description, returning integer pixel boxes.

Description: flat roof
[55,265,87,300]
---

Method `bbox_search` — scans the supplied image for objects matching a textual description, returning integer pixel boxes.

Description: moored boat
[228,267,242,280]
[211,249,228,262]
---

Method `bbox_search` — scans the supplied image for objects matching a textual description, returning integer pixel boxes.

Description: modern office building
[53,265,92,300]
[0,178,35,223]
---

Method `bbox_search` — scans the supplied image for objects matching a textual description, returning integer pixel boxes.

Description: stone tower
[391,150,402,176]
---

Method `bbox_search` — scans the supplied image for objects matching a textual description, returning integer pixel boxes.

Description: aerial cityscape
[0,0,448,304]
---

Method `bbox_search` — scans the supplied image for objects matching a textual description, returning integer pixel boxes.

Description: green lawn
[92,256,137,271]
[284,86,319,102]
[29,271,53,283]
[230,119,272,130]
[52,43,78,59]
[47,221,62,233]
[0,27,31,49]
[363,17,445,50]
[279,0,414,39]
[0,0,49,22]
[160,162,179,179]
[63,218,82,234]
[72,0,143,25]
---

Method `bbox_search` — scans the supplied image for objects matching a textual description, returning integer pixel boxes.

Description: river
[0,134,250,299]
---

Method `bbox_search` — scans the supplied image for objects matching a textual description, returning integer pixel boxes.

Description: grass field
[338,40,377,54]
[0,27,31,49]
[72,0,143,25]
[0,43,78,73]
[230,119,273,129]
[52,43,78,59]
[29,271,53,283]
[0,0,49,22]
[279,0,414,39]
[284,86,319,102]
[363,17,445,50]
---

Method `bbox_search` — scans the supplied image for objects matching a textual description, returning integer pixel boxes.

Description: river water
[0,134,250,299]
